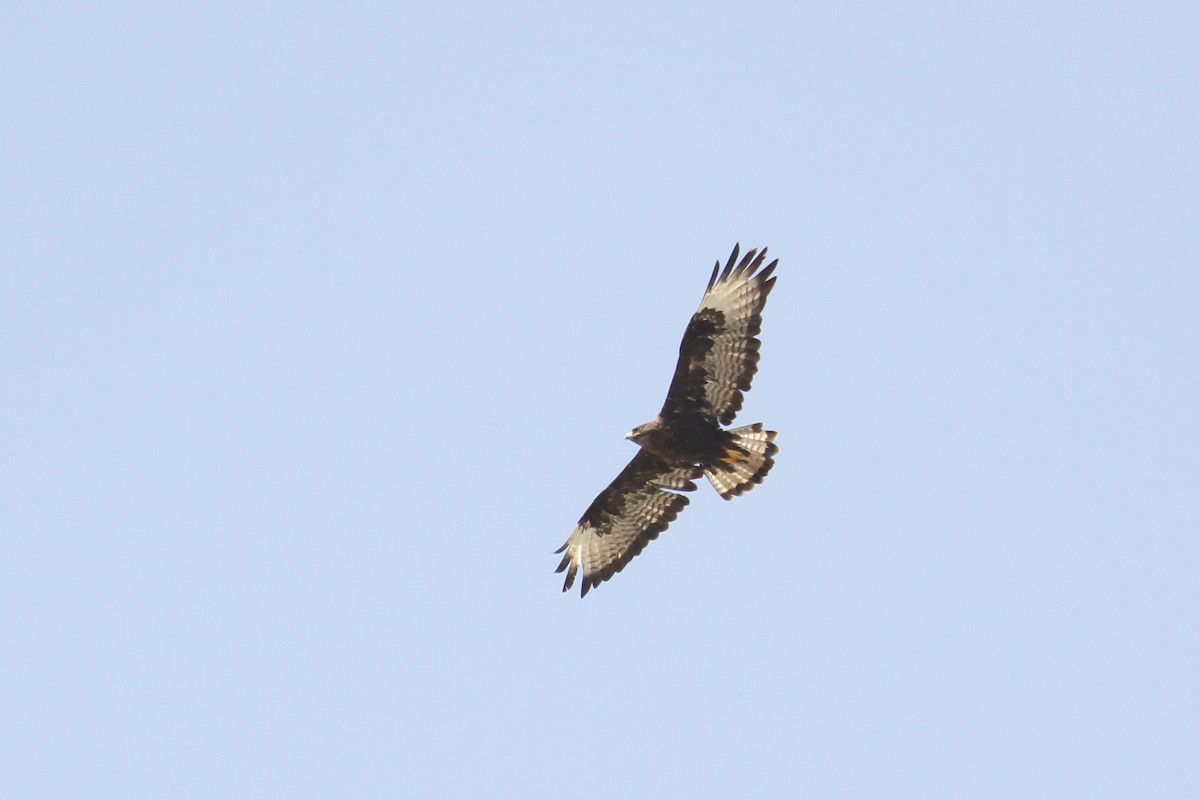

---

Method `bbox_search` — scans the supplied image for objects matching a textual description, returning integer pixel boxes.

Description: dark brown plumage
[554,244,779,596]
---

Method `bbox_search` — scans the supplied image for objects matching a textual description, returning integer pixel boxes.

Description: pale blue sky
[3,2,1198,798]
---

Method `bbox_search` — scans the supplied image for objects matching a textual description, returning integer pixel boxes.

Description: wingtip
[722,243,741,281]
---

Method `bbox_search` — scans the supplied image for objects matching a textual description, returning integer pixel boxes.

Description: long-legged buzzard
[555,245,779,596]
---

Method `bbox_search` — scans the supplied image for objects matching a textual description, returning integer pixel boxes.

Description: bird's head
[625,418,662,444]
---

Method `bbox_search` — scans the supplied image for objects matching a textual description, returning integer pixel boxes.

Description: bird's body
[627,415,722,464]
[555,245,779,596]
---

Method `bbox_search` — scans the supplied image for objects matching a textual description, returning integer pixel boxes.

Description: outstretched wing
[661,244,777,426]
[555,450,703,597]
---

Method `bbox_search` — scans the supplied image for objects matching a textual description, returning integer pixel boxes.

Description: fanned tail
[703,423,778,500]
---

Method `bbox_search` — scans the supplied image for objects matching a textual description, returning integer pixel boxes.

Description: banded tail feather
[703,423,778,500]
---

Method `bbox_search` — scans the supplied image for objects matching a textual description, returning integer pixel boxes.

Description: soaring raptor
[555,244,779,596]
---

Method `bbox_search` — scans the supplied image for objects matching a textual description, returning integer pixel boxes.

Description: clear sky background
[3,2,1198,798]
